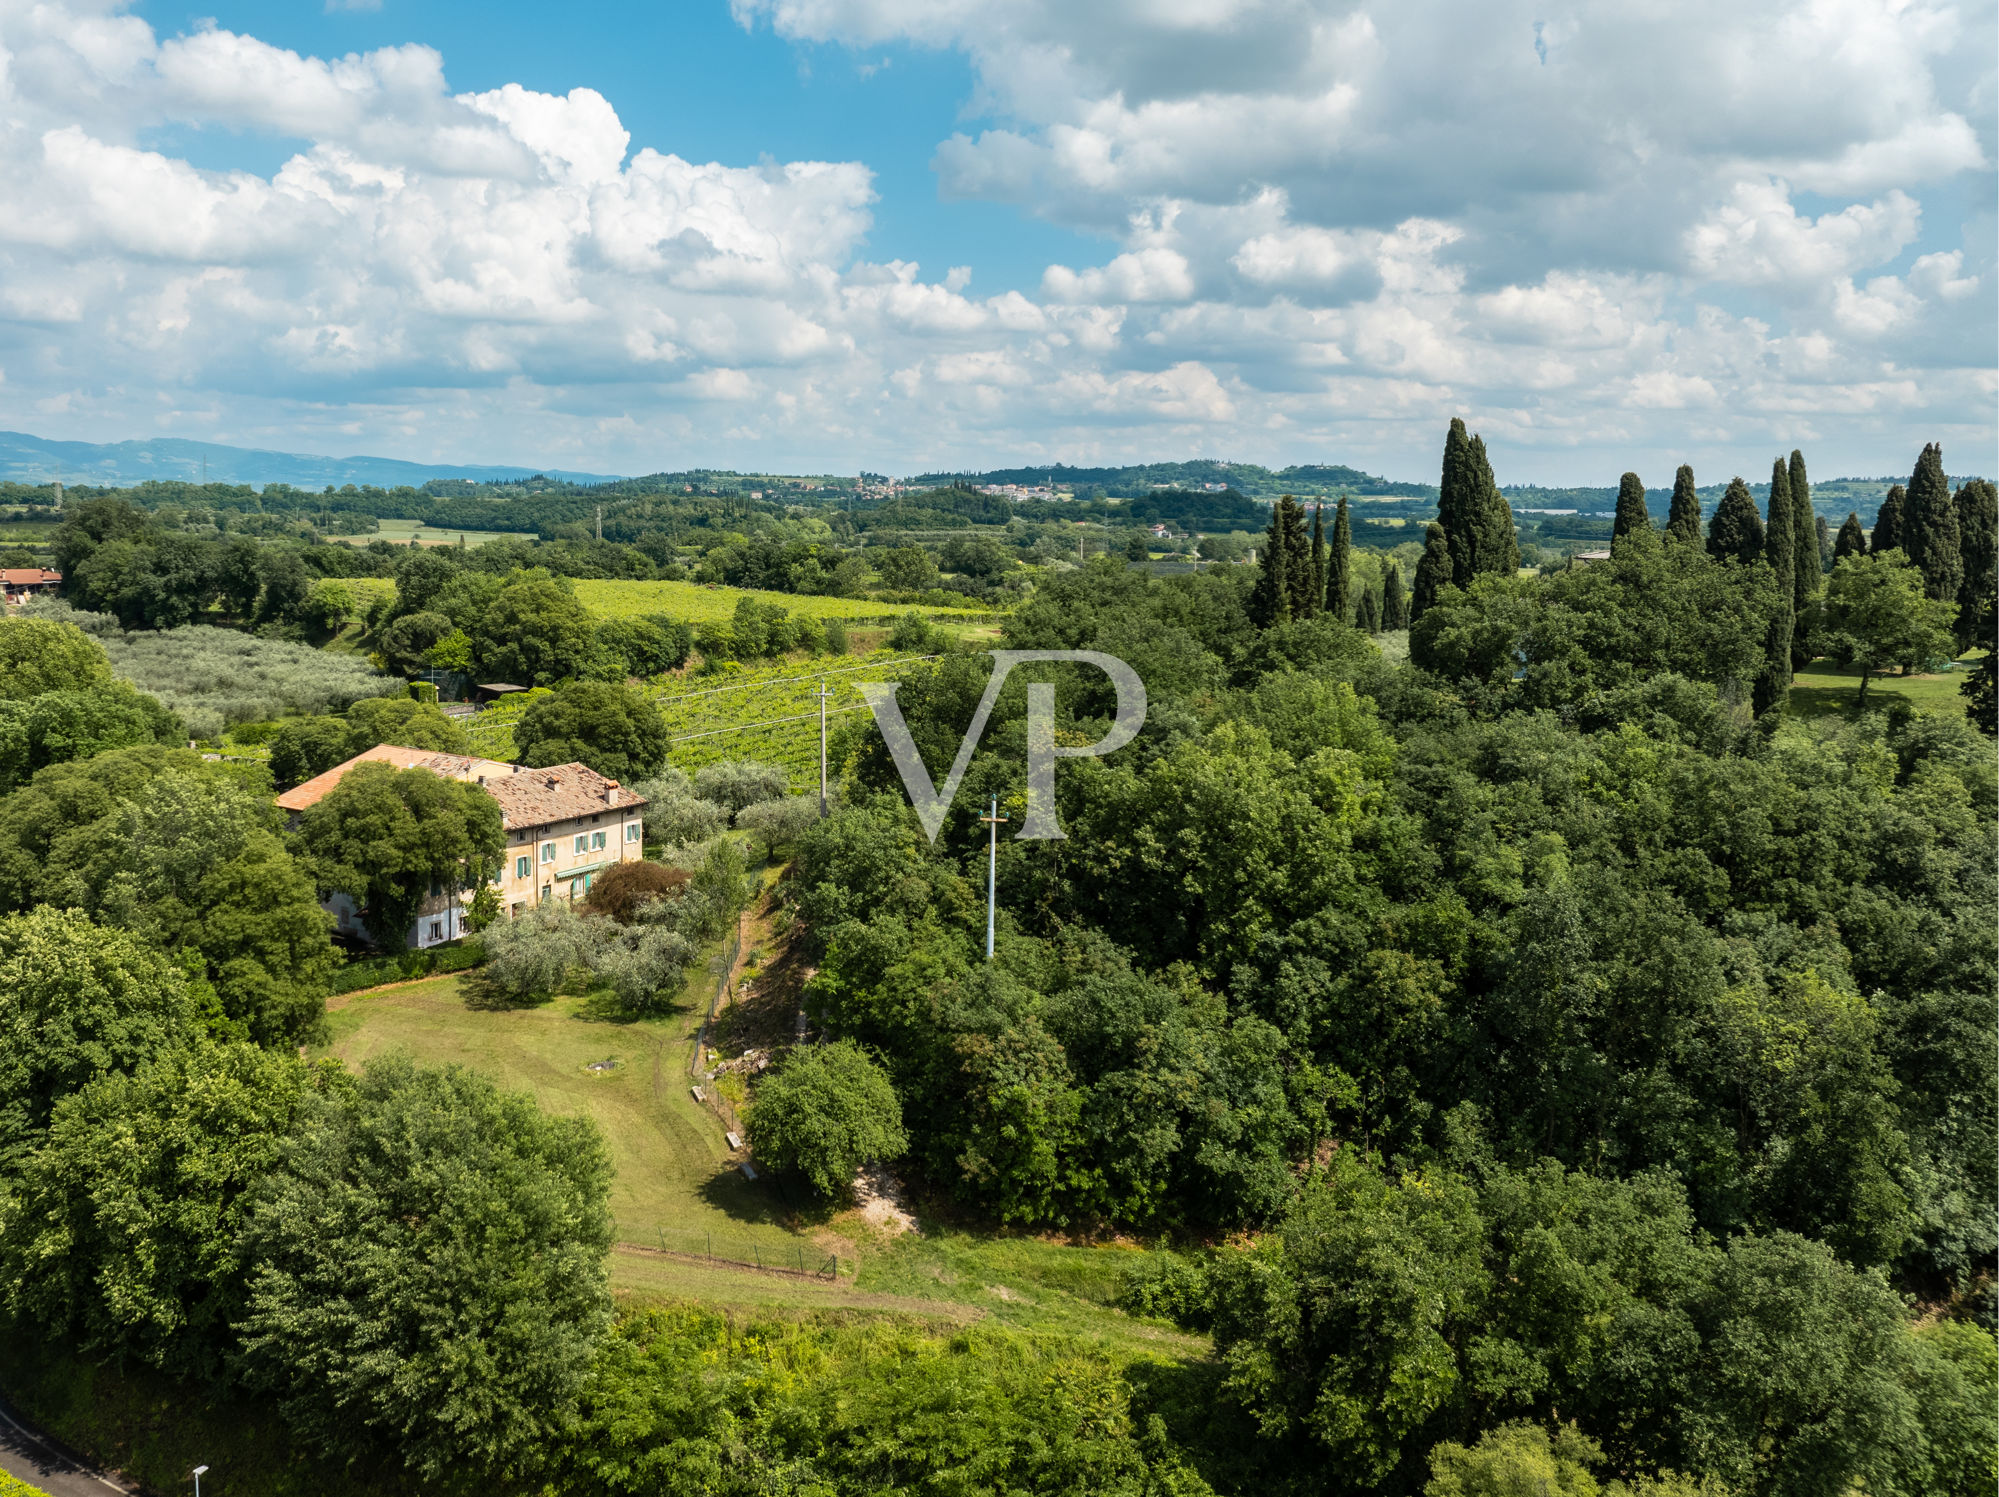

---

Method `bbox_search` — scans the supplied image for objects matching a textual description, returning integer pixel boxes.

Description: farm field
[463,650,940,786]
[575,577,996,623]
[328,517,534,548]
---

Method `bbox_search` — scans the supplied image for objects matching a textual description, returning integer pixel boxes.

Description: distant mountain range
[0,430,621,489]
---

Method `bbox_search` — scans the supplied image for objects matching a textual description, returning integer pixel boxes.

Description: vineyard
[574,578,996,625]
[463,651,939,789]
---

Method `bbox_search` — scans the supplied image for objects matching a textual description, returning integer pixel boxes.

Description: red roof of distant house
[274,744,647,829]
[1,569,60,586]
[275,742,515,813]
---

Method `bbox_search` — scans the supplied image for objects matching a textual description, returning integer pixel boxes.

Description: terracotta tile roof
[1,569,60,586]
[483,762,647,831]
[275,743,517,812]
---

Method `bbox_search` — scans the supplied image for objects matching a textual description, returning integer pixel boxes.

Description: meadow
[574,577,995,624]
[1784,653,1982,721]
[328,517,534,548]
[314,958,1197,1354]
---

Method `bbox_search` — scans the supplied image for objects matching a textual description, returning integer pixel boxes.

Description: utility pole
[813,679,833,818]
[980,796,1007,959]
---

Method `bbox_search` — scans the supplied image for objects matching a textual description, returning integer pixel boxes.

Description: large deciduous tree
[0,1041,334,1378]
[295,762,504,948]
[1822,551,1958,702]
[472,573,598,685]
[235,1055,613,1480]
[0,618,111,699]
[0,908,197,1165]
[746,1039,907,1199]
[513,680,669,782]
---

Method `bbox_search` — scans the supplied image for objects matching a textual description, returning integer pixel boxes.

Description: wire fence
[652,1228,839,1279]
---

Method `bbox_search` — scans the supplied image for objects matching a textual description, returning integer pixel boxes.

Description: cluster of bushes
[25,599,399,740]
[480,838,756,1013]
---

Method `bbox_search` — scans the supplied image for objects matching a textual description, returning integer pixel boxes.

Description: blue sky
[138,0,1101,294]
[0,0,1990,482]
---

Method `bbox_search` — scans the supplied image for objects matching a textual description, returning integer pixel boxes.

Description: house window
[541,842,555,863]
[515,855,531,879]
[540,883,551,902]
[574,834,589,855]
[625,822,640,843]
[428,921,443,942]
[591,830,606,851]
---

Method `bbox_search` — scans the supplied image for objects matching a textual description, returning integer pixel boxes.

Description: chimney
[603,779,618,803]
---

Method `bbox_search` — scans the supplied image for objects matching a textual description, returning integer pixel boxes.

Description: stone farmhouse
[277,743,648,949]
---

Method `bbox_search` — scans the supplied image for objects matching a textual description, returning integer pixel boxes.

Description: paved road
[0,1394,141,1497]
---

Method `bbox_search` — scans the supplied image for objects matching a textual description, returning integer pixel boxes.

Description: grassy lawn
[317,971,814,1266]
[315,964,1204,1353]
[575,577,996,624]
[1785,656,1978,722]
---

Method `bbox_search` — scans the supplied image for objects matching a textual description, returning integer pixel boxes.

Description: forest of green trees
[0,420,1991,1496]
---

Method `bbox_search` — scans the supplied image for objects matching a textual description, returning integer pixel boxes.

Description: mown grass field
[328,517,534,548]
[575,577,995,624]
[1786,655,1981,722]
[314,962,1199,1353]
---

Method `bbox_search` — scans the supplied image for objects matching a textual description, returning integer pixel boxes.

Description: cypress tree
[1411,521,1451,620]
[1437,417,1519,580]
[1787,449,1817,669]
[1382,561,1407,630]
[1705,477,1765,564]
[1870,485,1905,554]
[1471,433,1520,575]
[1953,478,1997,647]
[1788,450,1817,607]
[1356,586,1379,633]
[1612,472,1651,543]
[1308,505,1326,620]
[1250,503,1292,628]
[1327,495,1354,621]
[1814,513,1831,570]
[1665,464,1702,545]
[1753,458,1796,715]
[1833,512,1868,562]
[1900,442,1962,607]
[1280,495,1315,618]
[1438,418,1478,585]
